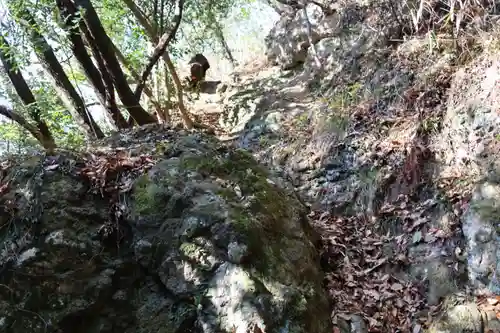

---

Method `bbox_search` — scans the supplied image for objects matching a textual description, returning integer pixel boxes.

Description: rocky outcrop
[428,301,500,333]
[461,182,500,295]
[437,54,500,175]
[0,125,331,333]
[436,53,500,297]
[265,3,341,69]
[214,0,500,331]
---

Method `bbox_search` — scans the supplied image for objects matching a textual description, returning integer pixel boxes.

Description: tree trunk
[0,105,55,150]
[72,0,156,125]
[122,0,152,28]
[17,8,104,139]
[79,22,130,129]
[213,21,236,68]
[122,0,193,128]
[122,0,154,34]
[163,53,193,128]
[133,0,185,100]
[0,34,56,150]
[111,42,164,122]
[162,60,172,123]
[56,0,129,130]
[301,6,322,68]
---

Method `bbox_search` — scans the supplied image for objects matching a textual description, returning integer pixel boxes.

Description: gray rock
[462,182,500,293]
[0,126,331,333]
[437,55,500,174]
[428,303,483,333]
[265,3,341,69]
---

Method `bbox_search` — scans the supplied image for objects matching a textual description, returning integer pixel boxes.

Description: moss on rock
[175,147,328,333]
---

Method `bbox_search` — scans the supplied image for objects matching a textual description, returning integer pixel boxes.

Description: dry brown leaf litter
[312,210,442,332]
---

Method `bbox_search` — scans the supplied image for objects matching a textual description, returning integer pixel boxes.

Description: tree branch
[0,104,56,149]
[0,105,39,136]
[0,32,56,149]
[134,0,184,100]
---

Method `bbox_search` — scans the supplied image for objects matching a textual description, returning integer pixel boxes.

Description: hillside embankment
[191,0,500,331]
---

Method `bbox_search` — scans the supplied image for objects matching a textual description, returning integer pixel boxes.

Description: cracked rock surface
[0,125,330,333]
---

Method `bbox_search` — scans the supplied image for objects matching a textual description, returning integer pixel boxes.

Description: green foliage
[33,89,85,149]
[239,7,251,19]
[172,0,253,59]
[66,69,87,83]
[0,0,258,151]
[97,0,149,67]
[0,68,85,150]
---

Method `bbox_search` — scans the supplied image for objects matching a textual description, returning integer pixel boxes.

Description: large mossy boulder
[0,125,331,333]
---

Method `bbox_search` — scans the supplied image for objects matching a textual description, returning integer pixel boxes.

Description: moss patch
[180,148,314,281]
[130,148,327,332]
[133,174,162,216]
[132,170,179,217]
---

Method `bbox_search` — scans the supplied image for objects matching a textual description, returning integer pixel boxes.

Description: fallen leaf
[434,229,447,238]
[424,233,437,243]
[367,316,381,327]
[412,231,422,244]
[364,289,381,300]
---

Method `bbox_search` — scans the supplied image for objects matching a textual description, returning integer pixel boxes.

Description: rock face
[0,125,331,333]
[461,182,500,294]
[438,54,500,174]
[265,3,341,69]
[218,0,500,331]
[437,54,500,296]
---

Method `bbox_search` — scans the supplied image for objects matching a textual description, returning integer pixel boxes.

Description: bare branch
[134,0,184,99]
[0,104,56,149]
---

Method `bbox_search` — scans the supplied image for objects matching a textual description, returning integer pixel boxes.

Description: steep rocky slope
[192,0,500,332]
[2,0,500,332]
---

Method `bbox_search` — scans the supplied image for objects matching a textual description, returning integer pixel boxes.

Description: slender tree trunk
[0,34,56,149]
[218,32,236,68]
[72,0,156,125]
[17,8,104,139]
[133,0,184,100]
[213,21,236,68]
[152,63,162,122]
[122,0,152,27]
[162,60,172,122]
[56,0,128,129]
[301,5,321,68]
[0,105,55,150]
[122,0,193,128]
[79,23,130,129]
[154,63,160,104]
[163,53,193,128]
[111,42,163,119]
[152,0,159,36]
[122,0,154,34]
